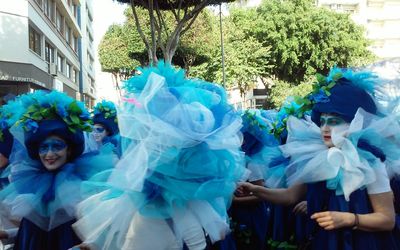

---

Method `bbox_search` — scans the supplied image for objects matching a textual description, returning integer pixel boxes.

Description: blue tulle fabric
[281,108,400,200]
[73,63,247,249]
[0,149,116,232]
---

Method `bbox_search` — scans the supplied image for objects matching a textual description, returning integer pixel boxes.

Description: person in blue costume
[0,110,17,250]
[91,100,120,151]
[217,109,277,250]
[72,62,247,250]
[261,101,309,250]
[237,67,400,250]
[0,90,115,250]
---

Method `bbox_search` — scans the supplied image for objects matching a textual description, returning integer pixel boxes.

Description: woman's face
[38,135,69,171]
[320,113,349,148]
[92,124,109,143]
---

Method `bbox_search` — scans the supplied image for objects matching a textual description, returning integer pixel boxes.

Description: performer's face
[320,113,349,148]
[38,135,69,170]
[92,124,108,143]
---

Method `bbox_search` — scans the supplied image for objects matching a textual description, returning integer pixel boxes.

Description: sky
[90,0,262,104]
[92,0,126,103]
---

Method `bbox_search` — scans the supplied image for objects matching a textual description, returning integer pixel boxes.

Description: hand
[293,201,307,215]
[311,211,354,230]
[0,230,8,239]
[235,182,257,197]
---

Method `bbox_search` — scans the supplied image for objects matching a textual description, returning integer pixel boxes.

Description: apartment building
[316,0,400,59]
[0,0,95,106]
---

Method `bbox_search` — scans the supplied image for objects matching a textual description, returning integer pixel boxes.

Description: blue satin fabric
[306,181,400,250]
[13,218,80,250]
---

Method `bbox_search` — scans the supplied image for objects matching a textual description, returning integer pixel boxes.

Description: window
[66,63,72,79]
[74,69,79,84]
[35,0,43,8]
[65,25,71,44]
[73,4,78,18]
[87,53,94,71]
[29,26,41,56]
[44,0,54,21]
[45,42,54,63]
[73,35,78,52]
[57,54,64,73]
[56,9,64,34]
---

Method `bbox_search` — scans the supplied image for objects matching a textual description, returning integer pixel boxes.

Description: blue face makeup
[38,138,67,155]
[93,127,106,133]
[320,116,346,127]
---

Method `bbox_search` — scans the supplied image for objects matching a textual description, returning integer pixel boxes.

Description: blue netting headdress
[309,67,378,126]
[2,90,92,160]
[92,100,119,136]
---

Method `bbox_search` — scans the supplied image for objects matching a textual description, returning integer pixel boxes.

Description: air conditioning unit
[49,63,57,76]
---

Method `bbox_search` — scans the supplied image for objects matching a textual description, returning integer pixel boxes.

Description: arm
[236,183,307,206]
[311,191,395,231]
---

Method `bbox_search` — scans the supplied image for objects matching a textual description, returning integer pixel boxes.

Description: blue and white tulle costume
[0,90,116,250]
[73,63,248,250]
[279,68,400,250]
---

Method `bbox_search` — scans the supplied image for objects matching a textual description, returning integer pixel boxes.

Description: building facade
[316,0,400,59]
[0,0,95,106]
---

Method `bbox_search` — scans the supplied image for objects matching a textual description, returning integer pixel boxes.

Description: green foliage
[99,8,217,75]
[98,24,143,74]
[269,80,313,108]
[191,8,271,92]
[252,0,374,83]
[114,0,236,10]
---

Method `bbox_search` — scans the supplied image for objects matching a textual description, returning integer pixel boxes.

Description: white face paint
[320,114,350,148]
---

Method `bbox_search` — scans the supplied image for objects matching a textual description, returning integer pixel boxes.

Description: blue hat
[241,109,278,156]
[92,101,119,136]
[0,128,14,158]
[24,119,84,160]
[3,90,92,161]
[311,77,377,126]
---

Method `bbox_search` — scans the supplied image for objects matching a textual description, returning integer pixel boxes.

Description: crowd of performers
[0,62,399,250]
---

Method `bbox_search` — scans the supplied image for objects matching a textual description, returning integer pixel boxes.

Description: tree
[248,0,374,84]
[190,8,272,94]
[98,24,143,93]
[113,0,234,64]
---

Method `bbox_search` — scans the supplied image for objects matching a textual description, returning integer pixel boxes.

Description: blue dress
[306,181,400,250]
[14,218,80,250]
[230,201,270,250]
[390,177,400,239]
[0,151,115,250]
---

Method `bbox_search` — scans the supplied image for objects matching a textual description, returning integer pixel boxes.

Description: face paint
[38,136,68,171]
[320,114,350,148]
[38,139,67,155]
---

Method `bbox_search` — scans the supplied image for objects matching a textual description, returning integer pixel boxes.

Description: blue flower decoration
[25,119,39,133]
[56,104,67,118]
[309,89,330,103]
[80,111,91,120]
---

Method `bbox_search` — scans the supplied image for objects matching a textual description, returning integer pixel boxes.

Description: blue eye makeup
[93,127,106,133]
[320,117,345,126]
[38,139,67,155]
